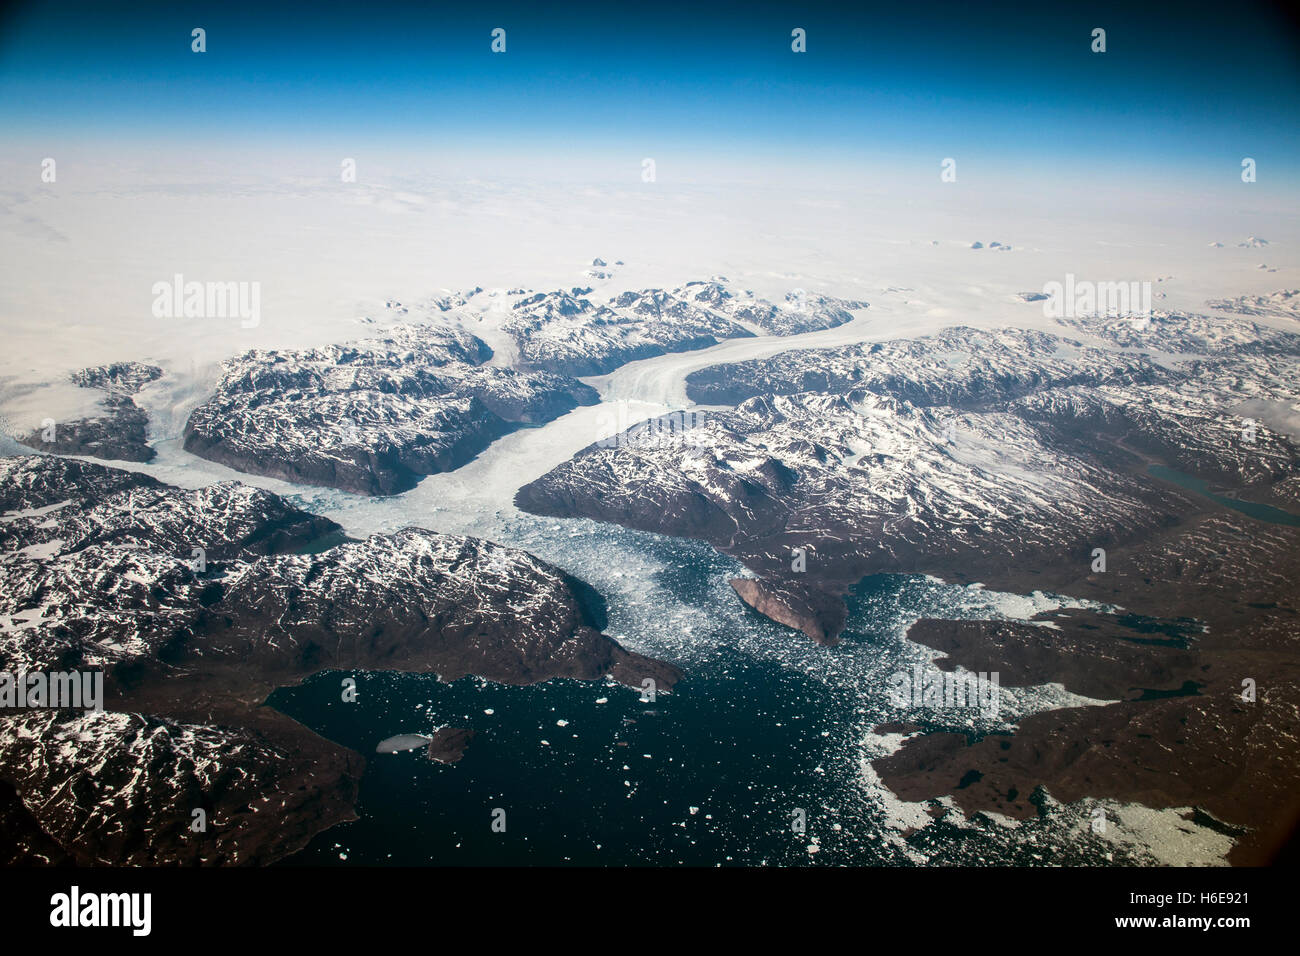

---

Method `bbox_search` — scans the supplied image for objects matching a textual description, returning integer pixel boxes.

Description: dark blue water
[271,656,854,866]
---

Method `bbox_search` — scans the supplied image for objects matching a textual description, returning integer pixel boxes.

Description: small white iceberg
[375,733,434,754]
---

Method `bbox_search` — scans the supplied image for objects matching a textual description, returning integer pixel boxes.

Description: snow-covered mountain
[0,455,678,864]
[684,326,1163,406]
[183,325,598,495]
[176,279,867,493]
[0,455,338,672]
[15,361,162,463]
[520,315,1300,642]
[1205,289,1300,322]
[502,279,867,376]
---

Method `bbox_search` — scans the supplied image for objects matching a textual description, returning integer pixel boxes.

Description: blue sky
[1,0,1298,183]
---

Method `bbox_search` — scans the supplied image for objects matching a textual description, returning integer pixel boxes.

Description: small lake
[1148,465,1300,526]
